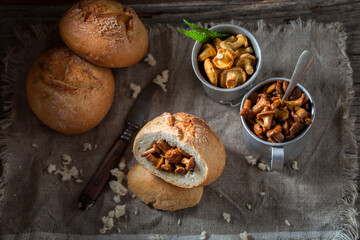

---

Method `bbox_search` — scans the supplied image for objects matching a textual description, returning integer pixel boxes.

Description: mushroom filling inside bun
[141,139,195,175]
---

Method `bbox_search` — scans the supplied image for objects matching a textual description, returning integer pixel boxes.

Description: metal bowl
[191,24,262,106]
[239,77,316,169]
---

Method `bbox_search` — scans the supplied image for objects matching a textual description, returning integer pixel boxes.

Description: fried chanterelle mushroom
[239,80,312,142]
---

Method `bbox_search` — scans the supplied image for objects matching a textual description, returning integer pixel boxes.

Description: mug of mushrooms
[239,77,315,170]
[192,24,262,106]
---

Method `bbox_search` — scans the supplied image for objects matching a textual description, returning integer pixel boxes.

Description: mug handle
[219,97,243,107]
[271,147,284,170]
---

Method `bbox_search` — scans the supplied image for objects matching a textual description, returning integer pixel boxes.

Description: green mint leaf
[177,28,212,43]
[178,19,231,43]
[182,19,231,39]
[183,19,211,34]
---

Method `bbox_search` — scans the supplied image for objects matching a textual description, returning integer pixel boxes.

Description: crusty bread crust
[59,0,148,68]
[26,46,114,135]
[127,164,203,211]
[133,112,226,188]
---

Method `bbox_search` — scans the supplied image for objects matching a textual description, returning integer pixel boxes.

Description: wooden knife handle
[80,137,128,203]
[78,123,139,211]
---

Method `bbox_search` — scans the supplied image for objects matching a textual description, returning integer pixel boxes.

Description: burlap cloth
[0,19,358,240]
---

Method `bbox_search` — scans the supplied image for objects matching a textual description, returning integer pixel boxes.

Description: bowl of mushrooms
[239,77,315,170]
[191,24,262,106]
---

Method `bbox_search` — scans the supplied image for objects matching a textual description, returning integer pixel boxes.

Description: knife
[78,83,158,211]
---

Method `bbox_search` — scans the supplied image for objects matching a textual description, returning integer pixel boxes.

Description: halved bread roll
[133,112,226,188]
[128,164,203,211]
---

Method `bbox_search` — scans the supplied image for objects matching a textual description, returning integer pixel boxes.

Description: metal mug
[191,24,262,106]
[239,77,316,170]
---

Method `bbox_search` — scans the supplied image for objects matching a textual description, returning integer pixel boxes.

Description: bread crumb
[119,158,126,171]
[106,162,128,223]
[222,212,231,223]
[132,194,136,198]
[56,166,79,182]
[117,228,121,233]
[79,169,83,176]
[144,54,157,67]
[245,155,257,166]
[153,70,169,92]
[130,83,141,99]
[134,206,139,215]
[177,218,181,225]
[199,230,207,240]
[94,144,98,149]
[257,162,270,171]
[114,205,126,218]
[285,220,291,226]
[292,161,299,171]
[148,235,164,240]
[47,164,57,174]
[31,143,39,148]
[101,216,114,231]
[99,205,125,234]
[246,156,271,171]
[75,179,84,184]
[110,168,124,183]
[109,180,128,196]
[239,231,249,240]
[259,192,266,197]
[113,195,121,203]
[61,154,72,165]
[47,158,83,184]
[246,204,252,210]
[108,210,115,218]
[257,162,266,171]
[82,143,92,151]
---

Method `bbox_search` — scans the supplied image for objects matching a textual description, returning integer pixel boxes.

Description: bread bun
[128,164,203,211]
[59,0,148,68]
[26,46,115,135]
[133,112,226,188]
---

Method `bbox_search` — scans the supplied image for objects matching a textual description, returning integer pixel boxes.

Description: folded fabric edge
[254,18,359,240]
[334,21,359,240]
[0,230,343,240]
[286,18,358,240]
[0,23,57,219]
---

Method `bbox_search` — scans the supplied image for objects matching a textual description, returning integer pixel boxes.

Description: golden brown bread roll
[128,164,203,211]
[59,0,148,68]
[133,112,226,188]
[26,46,115,135]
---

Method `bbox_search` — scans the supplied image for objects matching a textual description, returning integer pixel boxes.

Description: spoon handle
[282,50,314,101]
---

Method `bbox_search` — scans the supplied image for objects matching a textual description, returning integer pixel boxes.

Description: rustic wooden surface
[0,0,359,221]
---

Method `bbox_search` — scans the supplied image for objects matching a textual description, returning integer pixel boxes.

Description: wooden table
[1,0,359,222]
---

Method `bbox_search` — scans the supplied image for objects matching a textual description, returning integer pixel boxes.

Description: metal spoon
[282,50,314,101]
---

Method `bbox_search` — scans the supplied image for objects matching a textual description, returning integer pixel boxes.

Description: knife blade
[78,83,158,211]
